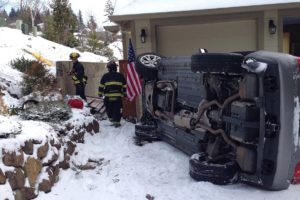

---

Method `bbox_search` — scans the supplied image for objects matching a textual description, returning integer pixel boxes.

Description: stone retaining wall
[0,119,99,200]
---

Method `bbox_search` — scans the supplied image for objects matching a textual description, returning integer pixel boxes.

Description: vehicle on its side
[134,50,300,190]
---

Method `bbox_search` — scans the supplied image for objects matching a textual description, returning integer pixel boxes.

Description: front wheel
[135,53,162,81]
[189,152,239,185]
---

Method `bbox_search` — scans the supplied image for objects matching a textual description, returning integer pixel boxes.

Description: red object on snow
[68,99,84,109]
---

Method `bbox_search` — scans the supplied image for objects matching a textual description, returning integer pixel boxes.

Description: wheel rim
[139,54,161,67]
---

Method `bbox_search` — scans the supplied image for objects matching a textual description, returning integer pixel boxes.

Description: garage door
[156,20,257,56]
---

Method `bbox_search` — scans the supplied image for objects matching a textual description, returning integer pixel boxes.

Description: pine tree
[0,9,8,18]
[8,8,18,21]
[104,0,114,17]
[87,15,101,52]
[49,0,78,46]
[78,10,85,30]
[43,15,56,42]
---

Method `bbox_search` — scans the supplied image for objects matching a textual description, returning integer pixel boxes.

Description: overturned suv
[135,50,300,190]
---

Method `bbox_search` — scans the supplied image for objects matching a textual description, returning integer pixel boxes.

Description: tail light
[292,161,300,184]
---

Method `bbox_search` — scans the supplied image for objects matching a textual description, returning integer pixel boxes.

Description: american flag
[127,39,142,101]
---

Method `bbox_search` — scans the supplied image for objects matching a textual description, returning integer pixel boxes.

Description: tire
[191,53,244,74]
[135,123,159,141]
[135,53,162,81]
[189,152,239,185]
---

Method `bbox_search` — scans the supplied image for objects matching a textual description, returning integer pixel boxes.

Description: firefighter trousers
[75,83,86,101]
[104,97,122,123]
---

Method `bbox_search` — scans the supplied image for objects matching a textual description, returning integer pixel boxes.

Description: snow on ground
[37,120,300,200]
[109,39,123,60]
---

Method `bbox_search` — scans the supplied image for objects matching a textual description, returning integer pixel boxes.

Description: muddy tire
[189,152,239,185]
[191,53,243,74]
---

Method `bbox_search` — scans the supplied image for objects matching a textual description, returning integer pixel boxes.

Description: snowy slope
[0,27,109,107]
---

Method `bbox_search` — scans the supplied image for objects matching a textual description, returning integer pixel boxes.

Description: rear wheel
[191,53,244,74]
[135,53,162,81]
[189,152,239,185]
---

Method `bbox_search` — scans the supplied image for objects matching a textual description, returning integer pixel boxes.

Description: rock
[5,168,25,190]
[32,139,42,144]
[65,123,74,131]
[65,141,76,155]
[24,157,42,187]
[22,140,33,155]
[42,147,59,166]
[2,149,24,167]
[73,161,97,170]
[46,165,60,186]
[50,139,61,149]
[59,154,70,170]
[50,139,61,150]
[146,194,155,200]
[85,122,93,133]
[92,120,99,133]
[14,187,37,200]
[0,168,6,184]
[38,179,52,193]
[70,130,84,143]
[37,142,49,159]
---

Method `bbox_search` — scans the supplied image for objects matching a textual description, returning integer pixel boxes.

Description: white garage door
[156,20,257,56]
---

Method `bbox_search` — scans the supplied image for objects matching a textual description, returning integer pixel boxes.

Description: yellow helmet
[69,52,80,60]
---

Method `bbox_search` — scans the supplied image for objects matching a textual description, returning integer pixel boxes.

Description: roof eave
[110,2,300,22]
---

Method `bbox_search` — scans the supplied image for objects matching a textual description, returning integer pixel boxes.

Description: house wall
[131,12,265,56]
[134,19,153,54]
[126,8,300,56]
[264,10,279,52]
[155,20,257,55]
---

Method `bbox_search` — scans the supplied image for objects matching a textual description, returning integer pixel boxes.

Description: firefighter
[69,52,87,101]
[98,61,127,127]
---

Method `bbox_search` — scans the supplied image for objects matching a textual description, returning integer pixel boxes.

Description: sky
[4,0,114,25]
[1,27,300,200]
[68,0,114,24]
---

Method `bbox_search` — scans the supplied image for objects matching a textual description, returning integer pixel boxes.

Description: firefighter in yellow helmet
[69,52,87,101]
[98,61,127,127]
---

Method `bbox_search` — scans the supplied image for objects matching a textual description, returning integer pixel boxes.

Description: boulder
[5,168,25,190]
[22,140,33,155]
[38,179,52,193]
[14,187,37,200]
[92,120,99,133]
[0,168,6,184]
[37,142,49,159]
[24,157,42,187]
[2,149,24,167]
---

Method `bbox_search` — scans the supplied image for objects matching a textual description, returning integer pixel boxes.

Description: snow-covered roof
[113,0,300,16]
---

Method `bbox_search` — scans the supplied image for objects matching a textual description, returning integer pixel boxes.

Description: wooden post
[119,60,137,118]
